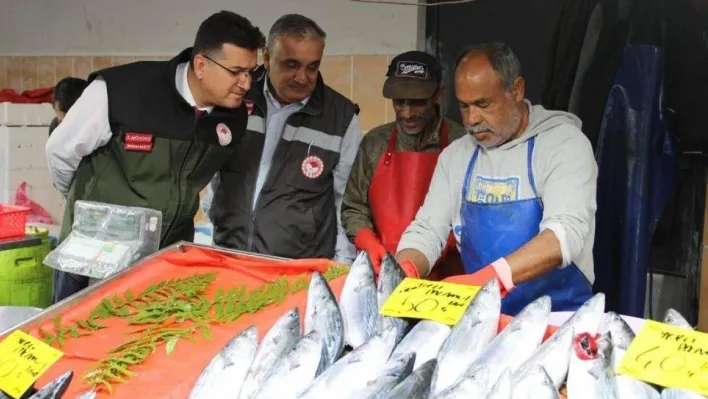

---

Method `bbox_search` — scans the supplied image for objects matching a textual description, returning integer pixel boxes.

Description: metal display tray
[0,242,290,337]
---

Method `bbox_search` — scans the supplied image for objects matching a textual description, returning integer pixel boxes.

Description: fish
[614,375,660,399]
[598,311,636,369]
[513,325,574,390]
[663,308,693,330]
[28,370,73,399]
[189,325,259,399]
[354,352,416,399]
[514,293,603,391]
[555,293,606,337]
[298,326,400,398]
[340,251,380,349]
[566,332,618,399]
[511,366,560,399]
[384,358,437,399]
[239,309,301,399]
[464,295,552,387]
[304,271,345,366]
[599,311,636,350]
[486,368,513,399]
[660,388,708,399]
[432,364,491,399]
[389,320,450,370]
[377,252,409,339]
[429,278,501,395]
[254,330,328,399]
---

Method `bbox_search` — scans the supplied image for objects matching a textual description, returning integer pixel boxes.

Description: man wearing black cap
[341,51,466,278]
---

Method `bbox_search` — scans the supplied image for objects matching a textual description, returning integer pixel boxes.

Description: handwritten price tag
[617,320,708,395]
[379,278,481,325]
[0,330,64,398]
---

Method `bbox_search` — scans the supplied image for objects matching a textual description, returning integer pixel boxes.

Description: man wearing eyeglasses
[45,11,265,302]
[209,14,363,264]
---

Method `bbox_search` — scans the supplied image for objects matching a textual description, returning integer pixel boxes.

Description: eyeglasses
[202,55,257,80]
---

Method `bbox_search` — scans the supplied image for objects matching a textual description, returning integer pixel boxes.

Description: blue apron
[457,137,592,316]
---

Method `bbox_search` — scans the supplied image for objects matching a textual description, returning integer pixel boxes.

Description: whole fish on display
[566,332,618,399]
[297,326,400,398]
[390,320,450,371]
[238,309,301,399]
[254,330,328,399]
[663,308,693,330]
[340,251,380,349]
[430,278,501,396]
[377,252,409,340]
[513,325,574,390]
[597,311,636,369]
[189,326,259,399]
[432,364,491,399]
[304,271,345,367]
[354,352,416,399]
[461,295,552,388]
[511,365,561,399]
[384,359,438,399]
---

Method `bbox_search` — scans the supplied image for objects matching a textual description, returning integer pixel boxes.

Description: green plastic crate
[0,227,54,308]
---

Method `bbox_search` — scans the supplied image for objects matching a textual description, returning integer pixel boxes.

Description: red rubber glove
[354,228,387,273]
[398,259,421,279]
[442,259,514,298]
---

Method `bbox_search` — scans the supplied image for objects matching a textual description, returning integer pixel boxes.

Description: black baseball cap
[382,51,443,100]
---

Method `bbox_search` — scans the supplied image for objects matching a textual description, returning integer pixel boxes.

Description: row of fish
[2,250,702,399]
[184,250,706,399]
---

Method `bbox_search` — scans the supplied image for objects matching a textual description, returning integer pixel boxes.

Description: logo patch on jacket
[301,155,324,179]
[395,61,428,80]
[472,175,520,203]
[216,123,232,146]
[244,100,254,116]
[124,132,153,152]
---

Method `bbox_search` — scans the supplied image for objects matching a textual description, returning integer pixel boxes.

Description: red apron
[367,121,463,281]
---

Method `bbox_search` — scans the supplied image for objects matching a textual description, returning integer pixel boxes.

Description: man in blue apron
[395,42,598,316]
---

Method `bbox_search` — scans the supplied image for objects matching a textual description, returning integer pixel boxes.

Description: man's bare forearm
[506,229,563,284]
[395,249,431,277]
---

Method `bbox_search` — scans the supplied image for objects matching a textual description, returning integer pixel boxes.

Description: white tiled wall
[0,103,64,223]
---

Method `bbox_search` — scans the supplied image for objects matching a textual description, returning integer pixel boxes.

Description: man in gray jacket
[396,42,598,316]
[209,14,361,264]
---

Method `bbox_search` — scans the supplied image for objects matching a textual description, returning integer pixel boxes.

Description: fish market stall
[0,243,349,398]
[0,243,705,399]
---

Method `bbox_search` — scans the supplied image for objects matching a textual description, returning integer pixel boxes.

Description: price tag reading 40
[617,320,708,395]
[379,278,481,325]
[0,330,63,398]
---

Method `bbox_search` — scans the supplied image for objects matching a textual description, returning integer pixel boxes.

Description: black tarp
[425,0,564,121]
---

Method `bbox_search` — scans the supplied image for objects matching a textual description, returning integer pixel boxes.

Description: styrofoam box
[0,103,55,126]
[2,126,50,170]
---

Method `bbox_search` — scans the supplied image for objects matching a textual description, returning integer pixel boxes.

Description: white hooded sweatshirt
[397,101,597,282]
